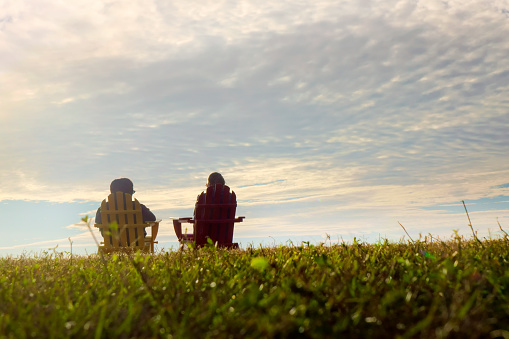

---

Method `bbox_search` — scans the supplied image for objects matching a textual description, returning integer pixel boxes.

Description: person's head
[207,172,225,187]
[110,178,135,195]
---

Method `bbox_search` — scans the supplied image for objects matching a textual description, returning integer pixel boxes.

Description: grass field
[1,233,508,338]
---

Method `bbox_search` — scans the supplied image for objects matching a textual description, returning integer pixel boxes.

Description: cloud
[1,0,508,252]
[0,236,78,250]
[65,217,96,231]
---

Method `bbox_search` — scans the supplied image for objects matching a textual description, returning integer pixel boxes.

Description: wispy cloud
[1,0,508,253]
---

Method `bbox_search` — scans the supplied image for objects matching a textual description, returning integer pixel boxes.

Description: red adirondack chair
[172,184,244,248]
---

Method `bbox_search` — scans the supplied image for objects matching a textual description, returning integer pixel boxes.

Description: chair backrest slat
[217,185,230,243]
[123,193,135,247]
[209,184,221,243]
[226,190,237,242]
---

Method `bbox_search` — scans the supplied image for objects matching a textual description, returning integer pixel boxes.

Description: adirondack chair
[172,184,244,248]
[94,192,160,254]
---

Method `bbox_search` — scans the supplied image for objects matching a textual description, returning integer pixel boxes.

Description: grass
[1,235,509,338]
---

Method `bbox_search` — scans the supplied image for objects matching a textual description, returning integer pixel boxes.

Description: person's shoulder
[139,203,151,210]
[139,203,156,220]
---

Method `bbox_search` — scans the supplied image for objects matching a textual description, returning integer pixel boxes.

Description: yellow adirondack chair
[94,192,160,254]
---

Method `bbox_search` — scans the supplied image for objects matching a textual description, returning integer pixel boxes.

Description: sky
[1,0,508,256]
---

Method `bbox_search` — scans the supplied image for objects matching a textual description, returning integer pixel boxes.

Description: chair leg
[173,219,183,239]
[178,242,187,252]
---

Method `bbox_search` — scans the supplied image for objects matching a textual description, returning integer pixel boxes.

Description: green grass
[1,236,509,338]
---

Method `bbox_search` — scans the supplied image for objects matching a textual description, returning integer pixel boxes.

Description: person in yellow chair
[95,178,156,236]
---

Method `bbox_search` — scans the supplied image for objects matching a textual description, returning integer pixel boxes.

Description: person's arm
[140,204,156,222]
[140,204,157,239]
[193,192,205,218]
[95,208,102,224]
[95,208,103,236]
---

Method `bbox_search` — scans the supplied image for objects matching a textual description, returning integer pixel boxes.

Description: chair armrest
[172,217,193,223]
[145,220,160,240]
[184,217,245,223]
[172,218,195,240]
[172,219,183,238]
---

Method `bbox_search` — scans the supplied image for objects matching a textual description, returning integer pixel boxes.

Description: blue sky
[1,0,508,256]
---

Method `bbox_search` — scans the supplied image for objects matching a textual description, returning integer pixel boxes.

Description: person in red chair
[195,172,231,208]
[206,172,226,187]
[173,172,244,248]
